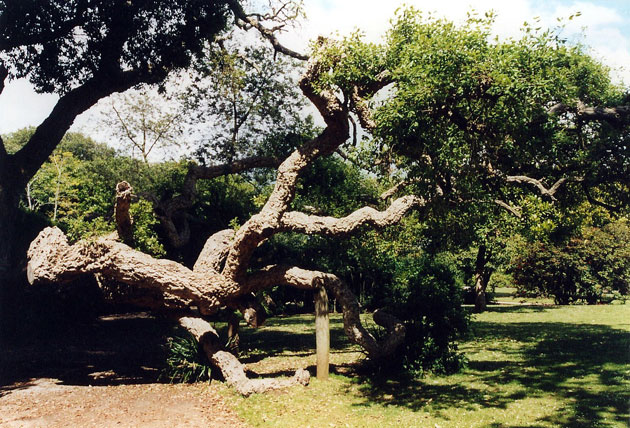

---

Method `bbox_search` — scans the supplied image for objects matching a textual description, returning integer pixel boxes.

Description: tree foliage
[1,0,229,93]
[185,41,309,163]
[511,218,630,304]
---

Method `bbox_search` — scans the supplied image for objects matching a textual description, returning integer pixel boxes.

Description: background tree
[0,0,233,302]
[185,41,308,163]
[138,38,314,254]
[100,88,185,163]
[318,10,630,311]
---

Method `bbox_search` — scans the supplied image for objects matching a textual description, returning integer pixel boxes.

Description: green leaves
[161,332,213,383]
[130,200,166,258]
[1,0,230,93]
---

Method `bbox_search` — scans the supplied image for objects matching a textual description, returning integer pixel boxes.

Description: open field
[222,299,630,427]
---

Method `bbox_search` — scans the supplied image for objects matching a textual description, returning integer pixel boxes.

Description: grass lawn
[217,295,630,427]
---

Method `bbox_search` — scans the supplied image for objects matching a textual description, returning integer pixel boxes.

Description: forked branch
[505,175,567,201]
[226,0,308,60]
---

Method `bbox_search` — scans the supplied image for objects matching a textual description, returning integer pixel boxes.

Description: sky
[0,0,628,138]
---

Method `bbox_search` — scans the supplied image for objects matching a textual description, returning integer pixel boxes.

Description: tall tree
[0,0,230,287]
[100,88,184,163]
[347,10,630,310]
[186,40,308,163]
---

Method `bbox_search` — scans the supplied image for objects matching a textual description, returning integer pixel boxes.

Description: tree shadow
[346,319,629,427]
[237,319,352,362]
[479,305,556,313]
[0,312,172,391]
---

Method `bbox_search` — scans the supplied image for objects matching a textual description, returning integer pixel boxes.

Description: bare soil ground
[0,312,249,428]
[0,379,247,427]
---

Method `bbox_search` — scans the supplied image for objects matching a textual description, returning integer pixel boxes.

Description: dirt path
[1,312,250,427]
[0,378,248,428]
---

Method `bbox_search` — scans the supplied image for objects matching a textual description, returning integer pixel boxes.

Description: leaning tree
[27,34,418,393]
[17,4,630,394]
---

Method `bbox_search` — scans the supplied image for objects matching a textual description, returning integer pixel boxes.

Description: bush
[511,219,630,304]
[368,254,469,376]
[160,331,213,383]
[129,200,166,257]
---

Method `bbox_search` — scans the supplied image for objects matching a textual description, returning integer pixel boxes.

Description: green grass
[219,298,630,428]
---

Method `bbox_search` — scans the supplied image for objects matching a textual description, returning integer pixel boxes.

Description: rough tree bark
[26,45,420,394]
[114,181,135,246]
[178,316,309,396]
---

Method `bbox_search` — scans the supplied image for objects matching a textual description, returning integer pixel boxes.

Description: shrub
[369,254,469,376]
[129,199,166,257]
[511,219,630,304]
[160,331,213,383]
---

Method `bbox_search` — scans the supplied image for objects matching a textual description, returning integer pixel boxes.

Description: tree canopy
[3,2,630,393]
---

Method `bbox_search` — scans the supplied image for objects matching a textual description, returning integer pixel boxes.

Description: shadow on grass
[347,318,629,427]
[478,305,556,313]
[237,317,353,363]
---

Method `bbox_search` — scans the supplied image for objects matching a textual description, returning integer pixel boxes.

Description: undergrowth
[160,331,213,383]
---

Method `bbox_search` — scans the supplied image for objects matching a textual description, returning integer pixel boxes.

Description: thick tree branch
[27,227,240,315]
[114,181,135,246]
[221,45,350,280]
[548,101,630,127]
[193,229,236,273]
[179,316,309,396]
[349,71,391,133]
[350,87,377,132]
[505,175,567,201]
[28,226,406,363]
[280,195,423,236]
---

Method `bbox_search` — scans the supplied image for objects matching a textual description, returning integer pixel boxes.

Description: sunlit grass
[220,295,630,428]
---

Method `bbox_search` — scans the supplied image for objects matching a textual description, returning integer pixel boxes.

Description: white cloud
[281,0,535,47]
[282,0,630,83]
[548,2,629,83]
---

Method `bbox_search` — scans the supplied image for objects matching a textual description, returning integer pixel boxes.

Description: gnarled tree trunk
[26,41,423,394]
